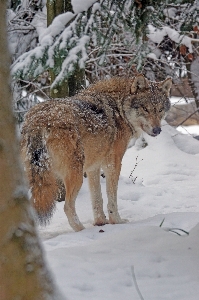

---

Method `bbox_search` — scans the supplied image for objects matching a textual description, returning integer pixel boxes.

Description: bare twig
[19,80,51,100]
[129,155,143,184]
[176,108,199,127]
[131,266,145,300]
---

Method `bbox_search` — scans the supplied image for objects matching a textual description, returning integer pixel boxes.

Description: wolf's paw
[72,222,85,232]
[94,216,109,226]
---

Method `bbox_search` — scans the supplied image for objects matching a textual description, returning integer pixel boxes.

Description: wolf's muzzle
[152,127,161,136]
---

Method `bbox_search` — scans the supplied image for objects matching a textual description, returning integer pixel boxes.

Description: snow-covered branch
[147,25,196,54]
[11,0,101,86]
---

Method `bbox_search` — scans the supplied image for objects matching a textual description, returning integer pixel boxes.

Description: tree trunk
[68,66,86,96]
[47,0,85,98]
[47,0,69,97]
[0,1,64,299]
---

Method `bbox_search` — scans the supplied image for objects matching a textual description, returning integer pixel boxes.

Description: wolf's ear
[160,78,172,97]
[131,74,148,94]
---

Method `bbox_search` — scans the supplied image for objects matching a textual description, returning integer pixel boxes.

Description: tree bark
[0,1,64,299]
[68,66,86,96]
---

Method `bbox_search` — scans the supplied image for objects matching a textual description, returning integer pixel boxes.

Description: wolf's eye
[142,106,148,113]
[159,108,163,113]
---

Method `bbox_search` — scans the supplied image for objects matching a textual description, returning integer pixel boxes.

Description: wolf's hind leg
[63,168,85,232]
[87,168,108,226]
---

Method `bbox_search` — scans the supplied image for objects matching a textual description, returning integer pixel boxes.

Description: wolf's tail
[21,131,59,225]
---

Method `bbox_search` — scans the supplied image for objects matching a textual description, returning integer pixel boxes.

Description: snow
[72,0,98,14]
[170,96,195,105]
[177,125,199,137]
[147,25,194,53]
[39,121,199,300]
[147,52,158,60]
[31,11,47,37]
[39,12,75,45]
[163,7,177,19]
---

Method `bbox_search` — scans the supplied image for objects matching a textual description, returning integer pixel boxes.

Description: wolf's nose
[152,127,161,135]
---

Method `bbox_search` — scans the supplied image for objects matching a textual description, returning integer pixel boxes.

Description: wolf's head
[123,74,172,137]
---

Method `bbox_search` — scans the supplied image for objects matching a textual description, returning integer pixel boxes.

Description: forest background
[8,0,199,127]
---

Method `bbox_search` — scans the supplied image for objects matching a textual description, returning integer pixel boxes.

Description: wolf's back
[21,126,58,225]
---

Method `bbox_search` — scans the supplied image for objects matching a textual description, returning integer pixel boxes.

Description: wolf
[21,74,172,231]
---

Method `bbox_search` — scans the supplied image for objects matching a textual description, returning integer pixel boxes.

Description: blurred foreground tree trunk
[47,0,85,97]
[0,1,64,299]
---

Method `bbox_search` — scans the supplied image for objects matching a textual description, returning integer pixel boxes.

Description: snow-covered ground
[177,125,199,137]
[39,120,199,300]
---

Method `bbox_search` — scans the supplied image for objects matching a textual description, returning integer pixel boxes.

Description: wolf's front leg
[103,158,128,225]
[87,168,109,226]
